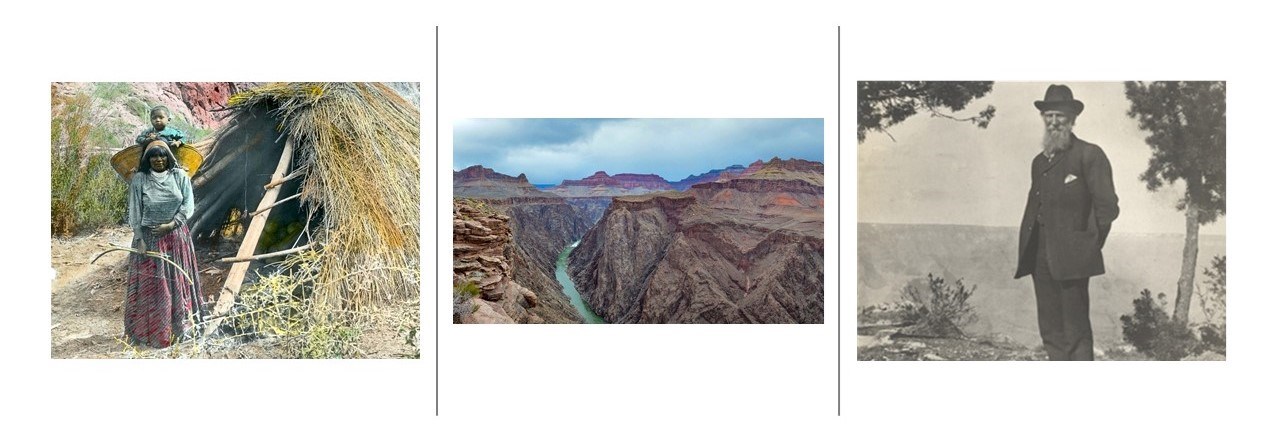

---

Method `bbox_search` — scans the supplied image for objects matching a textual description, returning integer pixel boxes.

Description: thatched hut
[191,83,419,314]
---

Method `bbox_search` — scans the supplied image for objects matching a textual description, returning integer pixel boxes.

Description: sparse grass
[92,82,131,102]
[453,280,481,322]
[126,97,150,122]
[166,112,212,143]
[455,280,481,298]
[397,298,421,358]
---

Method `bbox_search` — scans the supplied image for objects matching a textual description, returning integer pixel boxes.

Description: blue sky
[454,118,823,184]
[858,82,1225,236]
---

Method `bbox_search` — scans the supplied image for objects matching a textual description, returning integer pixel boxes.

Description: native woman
[126,141,204,348]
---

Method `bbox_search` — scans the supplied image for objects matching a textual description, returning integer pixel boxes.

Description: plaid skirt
[125,224,204,348]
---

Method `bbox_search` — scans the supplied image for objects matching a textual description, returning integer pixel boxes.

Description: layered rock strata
[568,158,824,323]
[453,200,542,323]
[454,167,590,323]
[669,164,748,190]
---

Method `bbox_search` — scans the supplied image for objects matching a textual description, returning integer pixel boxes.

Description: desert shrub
[51,90,128,236]
[455,280,481,298]
[229,250,363,358]
[1196,256,1226,354]
[898,273,979,337]
[452,280,481,322]
[1120,290,1202,360]
[75,155,128,228]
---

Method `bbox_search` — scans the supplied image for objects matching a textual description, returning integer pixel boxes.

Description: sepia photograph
[452,118,824,324]
[857,81,1225,360]
[50,82,421,358]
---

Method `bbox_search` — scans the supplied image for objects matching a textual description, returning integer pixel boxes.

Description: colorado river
[556,241,606,323]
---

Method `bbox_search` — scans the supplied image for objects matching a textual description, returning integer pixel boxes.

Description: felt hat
[1034,84,1084,115]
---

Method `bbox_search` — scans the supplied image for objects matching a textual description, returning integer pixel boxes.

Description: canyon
[569,158,823,323]
[858,222,1226,347]
[454,158,824,324]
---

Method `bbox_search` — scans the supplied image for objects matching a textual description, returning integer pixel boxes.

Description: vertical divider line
[435,24,440,418]
[836,24,842,418]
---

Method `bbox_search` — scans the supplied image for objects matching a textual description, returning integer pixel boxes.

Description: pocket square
[1064,174,1079,184]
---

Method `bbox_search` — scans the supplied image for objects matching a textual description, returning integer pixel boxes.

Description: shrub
[452,280,482,322]
[229,249,363,358]
[51,89,128,236]
[1196,255,1226,354]
[1120,289,1202,360]
[898,273,979,337]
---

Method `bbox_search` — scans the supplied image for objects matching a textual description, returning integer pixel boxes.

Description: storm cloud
[454,118,823,185]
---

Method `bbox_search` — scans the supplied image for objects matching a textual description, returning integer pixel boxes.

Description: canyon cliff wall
[568,158,824,323]
[454,167,591,323]
[453,200,545,323]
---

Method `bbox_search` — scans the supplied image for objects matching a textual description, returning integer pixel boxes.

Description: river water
[555,241,606,324]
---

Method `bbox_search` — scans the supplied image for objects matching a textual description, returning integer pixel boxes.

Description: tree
[857,81,996,143]
[1124,81,1226,323]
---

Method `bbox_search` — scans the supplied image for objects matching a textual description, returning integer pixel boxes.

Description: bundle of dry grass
[200,82,420,313]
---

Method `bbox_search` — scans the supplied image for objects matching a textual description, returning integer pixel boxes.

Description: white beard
[1042,125,1072,155]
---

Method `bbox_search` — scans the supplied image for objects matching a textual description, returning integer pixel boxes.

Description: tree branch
[216,242,315,263]
[92,243,196,288]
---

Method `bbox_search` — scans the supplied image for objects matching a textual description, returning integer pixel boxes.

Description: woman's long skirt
[124,224,204,348]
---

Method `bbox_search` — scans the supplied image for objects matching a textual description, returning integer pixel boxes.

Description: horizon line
[857,221,1227,237]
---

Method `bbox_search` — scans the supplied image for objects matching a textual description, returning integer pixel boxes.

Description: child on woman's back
[135,105,186,148]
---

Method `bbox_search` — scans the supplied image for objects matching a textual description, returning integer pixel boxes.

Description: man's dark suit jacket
[1015,134,1120,281]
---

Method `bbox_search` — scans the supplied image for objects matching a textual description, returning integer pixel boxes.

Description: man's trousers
[1028,225,1095,361]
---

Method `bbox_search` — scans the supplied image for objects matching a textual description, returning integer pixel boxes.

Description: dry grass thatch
[209,83,420,312]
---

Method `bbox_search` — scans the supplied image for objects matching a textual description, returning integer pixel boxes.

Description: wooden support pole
[264,167,306,190]
[212,138,294,316]
[249,192,302,216]
[217,242,313,263]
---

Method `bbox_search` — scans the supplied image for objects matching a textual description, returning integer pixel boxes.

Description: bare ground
[51,225,419,359]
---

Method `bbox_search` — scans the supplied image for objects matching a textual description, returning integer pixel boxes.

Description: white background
[436,21,839,424]
[4,1,1274,438]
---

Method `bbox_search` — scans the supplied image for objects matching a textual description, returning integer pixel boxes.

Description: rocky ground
[51,226,418,359]
[856,324,1160,361]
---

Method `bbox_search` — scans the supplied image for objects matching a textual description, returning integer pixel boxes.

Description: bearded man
[1014,84,1119,361]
